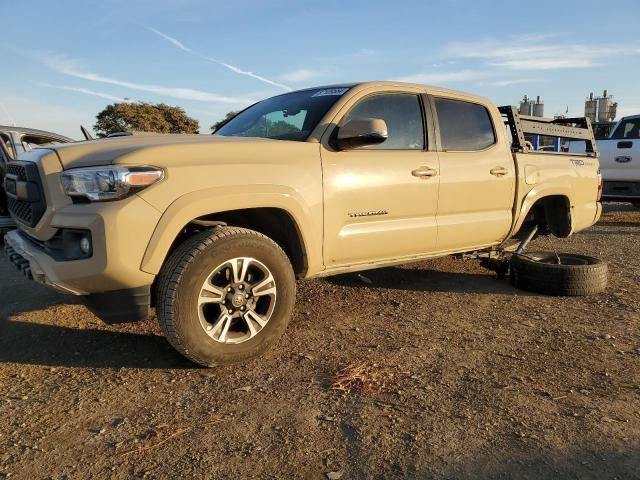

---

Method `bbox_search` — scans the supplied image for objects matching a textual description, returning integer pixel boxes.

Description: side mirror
[335,118,388,150]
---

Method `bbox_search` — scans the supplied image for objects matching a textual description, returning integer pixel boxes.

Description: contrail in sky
[146,27,292,91]
[39,83,131,102]
[42,55,254,104]
[0,102,15,125]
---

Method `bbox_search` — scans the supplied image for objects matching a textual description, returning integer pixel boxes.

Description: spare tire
[510,252,607,296]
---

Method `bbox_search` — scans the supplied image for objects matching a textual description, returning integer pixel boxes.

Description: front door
[321,90,440,268]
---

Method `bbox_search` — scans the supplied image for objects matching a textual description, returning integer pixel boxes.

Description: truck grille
[6,161,47,227]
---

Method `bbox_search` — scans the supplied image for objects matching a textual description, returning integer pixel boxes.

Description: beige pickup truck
[4,82,604,366]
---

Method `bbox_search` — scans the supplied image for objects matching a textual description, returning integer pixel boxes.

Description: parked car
[0,126,73,237]
[4,82,604,366]
[0,126,73,160]
[569,115,640,207]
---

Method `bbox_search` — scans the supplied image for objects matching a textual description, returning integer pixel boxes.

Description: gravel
[0,203,638,479]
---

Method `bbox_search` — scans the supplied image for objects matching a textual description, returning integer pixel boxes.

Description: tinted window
[343,94,424,150]
[22,135,67,152]
[611,118,640,139]
[435,98,495,151]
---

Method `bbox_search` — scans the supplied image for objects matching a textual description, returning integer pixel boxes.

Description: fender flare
[510,182,574,236]
[140,185,316,275]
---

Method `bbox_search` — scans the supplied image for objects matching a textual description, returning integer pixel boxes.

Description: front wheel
[155,227,296,366]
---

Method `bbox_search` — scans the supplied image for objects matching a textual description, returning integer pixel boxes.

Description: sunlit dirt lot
[1,204,639,479]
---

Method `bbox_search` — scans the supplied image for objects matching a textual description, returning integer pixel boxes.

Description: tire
[155,227,296,366]
[510,252,607,296]
[632,200,640,209]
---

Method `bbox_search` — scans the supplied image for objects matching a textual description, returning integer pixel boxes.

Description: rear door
[432,96,515,251]
[321,89,440,267]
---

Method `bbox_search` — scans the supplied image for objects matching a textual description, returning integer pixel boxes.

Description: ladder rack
[498,106,598,156]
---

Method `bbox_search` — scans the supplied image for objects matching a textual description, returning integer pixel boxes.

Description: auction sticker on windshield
[312,88,349,97]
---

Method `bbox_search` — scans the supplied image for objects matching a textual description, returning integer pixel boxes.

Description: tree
[94,102,199,137]
[211,111,239,132]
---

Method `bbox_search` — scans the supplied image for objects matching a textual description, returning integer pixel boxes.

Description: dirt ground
[0,204,639,480]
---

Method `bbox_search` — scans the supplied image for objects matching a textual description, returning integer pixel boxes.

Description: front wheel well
[517,195,572,238]
[163,207,308,278]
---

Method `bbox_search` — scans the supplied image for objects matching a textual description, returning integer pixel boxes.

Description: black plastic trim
[19,229,93,261]
[5,161,46,227]
[83,286,151,324]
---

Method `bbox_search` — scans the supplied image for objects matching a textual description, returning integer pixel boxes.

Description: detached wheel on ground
[155,227,296,366]
[510,251,607,296]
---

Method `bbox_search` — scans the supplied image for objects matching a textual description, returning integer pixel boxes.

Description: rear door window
[434,98,496,151]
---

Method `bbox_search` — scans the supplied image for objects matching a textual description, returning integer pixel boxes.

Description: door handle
[411,166,438,179]
[490,166,509,177]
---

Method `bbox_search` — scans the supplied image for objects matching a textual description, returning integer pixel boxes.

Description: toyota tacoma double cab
[4,82,603,366]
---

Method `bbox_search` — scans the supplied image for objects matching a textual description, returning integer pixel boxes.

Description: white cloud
[41,54,254,105]
[353,48,376,58]
[147,27,292,91]
[396,70,492,84]
[38,83,131,102]
[278,69,321,83]
[478,78,543,87]
[443,37,640,71]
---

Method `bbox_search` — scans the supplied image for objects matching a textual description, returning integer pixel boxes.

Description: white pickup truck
[570,115,640,207]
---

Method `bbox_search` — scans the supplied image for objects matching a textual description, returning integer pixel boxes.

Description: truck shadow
[0,254,195,369]
[435,446,640,480]
[0,316,195,369]
[327,266,529,296]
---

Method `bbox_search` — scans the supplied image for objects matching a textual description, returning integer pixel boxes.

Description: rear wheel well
[517,195,572,238]
[163,208,308,278]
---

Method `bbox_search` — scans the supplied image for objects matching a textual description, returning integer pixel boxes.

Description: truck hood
[49,134,278,169]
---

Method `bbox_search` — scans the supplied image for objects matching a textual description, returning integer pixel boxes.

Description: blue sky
[2,0,640,139]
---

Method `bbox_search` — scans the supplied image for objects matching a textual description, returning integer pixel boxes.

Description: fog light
[80,237,91,255]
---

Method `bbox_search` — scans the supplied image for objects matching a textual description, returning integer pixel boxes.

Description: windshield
[215,87,351,141]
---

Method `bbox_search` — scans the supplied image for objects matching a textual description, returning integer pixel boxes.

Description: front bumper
[4,194,160,295]
[5,230,152,323]
[4,229,86,294]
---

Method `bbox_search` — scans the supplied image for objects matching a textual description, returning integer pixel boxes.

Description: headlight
[61,166,164,202]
